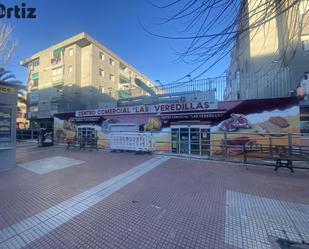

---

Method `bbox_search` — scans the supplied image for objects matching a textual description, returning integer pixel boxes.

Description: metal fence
[116,68,293,104]
[16,129,39,141]
[63,130,309,169]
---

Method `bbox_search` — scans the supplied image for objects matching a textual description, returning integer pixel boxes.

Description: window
[99,86,105,94]
[109,74,115,82]
[29,73,39,90]
[51,47,64,65]
[68,66,73,73]
[69,48,73,56]
[109,58,115,66]
[108,88,113,96]
[29,58,40,68]
[99,69,105,77]
[51,66,63,82]
[99,51,105,61]
[120,62,127,71]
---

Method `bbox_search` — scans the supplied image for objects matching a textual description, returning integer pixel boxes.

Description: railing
[226,68,292,100]
[116,68,294,104]
[16,129,39,141]
[72,131,309,169]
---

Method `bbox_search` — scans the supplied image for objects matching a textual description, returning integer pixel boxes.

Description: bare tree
[144,0,306,81]
[0,22,16,67]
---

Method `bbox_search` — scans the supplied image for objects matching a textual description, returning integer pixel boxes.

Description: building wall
[21,32,157,122]
[229,0,309,100]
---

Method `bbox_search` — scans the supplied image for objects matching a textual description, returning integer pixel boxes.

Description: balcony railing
[119,71,131,84]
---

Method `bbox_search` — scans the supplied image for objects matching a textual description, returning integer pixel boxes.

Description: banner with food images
[211,105,300,156]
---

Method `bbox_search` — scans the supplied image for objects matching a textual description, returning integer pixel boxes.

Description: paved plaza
[0,142,309,249]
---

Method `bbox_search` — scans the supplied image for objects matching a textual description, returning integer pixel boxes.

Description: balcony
[118,90,132,99]
[119,71,131,84]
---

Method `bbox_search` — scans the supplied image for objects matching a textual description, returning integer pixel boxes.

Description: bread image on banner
[258,116,289,135]
[268,116,289,128]
[144,117,162,131]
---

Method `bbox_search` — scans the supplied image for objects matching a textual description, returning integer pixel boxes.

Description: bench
[242,145,309,172]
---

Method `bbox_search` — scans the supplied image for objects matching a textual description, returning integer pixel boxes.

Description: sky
[2,0,231,86]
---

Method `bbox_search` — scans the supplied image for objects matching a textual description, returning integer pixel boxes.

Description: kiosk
[0,82,22,171]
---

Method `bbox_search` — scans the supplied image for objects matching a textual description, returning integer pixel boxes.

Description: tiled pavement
[0,142,309,248]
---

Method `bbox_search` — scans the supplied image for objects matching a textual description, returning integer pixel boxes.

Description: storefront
[54,97,301,156]
[171,125,211,155]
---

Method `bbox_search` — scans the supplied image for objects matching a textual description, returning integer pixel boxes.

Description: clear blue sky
[3,0,230,85]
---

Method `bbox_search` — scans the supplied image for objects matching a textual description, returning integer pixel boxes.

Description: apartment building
[227,0,309,100]
[20,32,157,128]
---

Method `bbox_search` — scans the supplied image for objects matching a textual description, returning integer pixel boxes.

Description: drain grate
[276,238,309,249]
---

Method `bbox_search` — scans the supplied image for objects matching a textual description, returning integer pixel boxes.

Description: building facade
[20,32,158,128]
[53,97,300,157]
[227,0,309,133]
[228,0,309,100]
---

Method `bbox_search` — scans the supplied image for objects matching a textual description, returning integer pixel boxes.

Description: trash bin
[38,128,53,147]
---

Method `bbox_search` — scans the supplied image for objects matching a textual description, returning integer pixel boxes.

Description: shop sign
[0,85,15,94]
[160,112,225,120]
[76,101,218,117]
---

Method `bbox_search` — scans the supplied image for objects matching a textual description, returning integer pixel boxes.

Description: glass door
[171,126,210,156]
[171,128,179,153]
[190,128,200,155]
[200,128,210,156]
[179,128,189,154]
